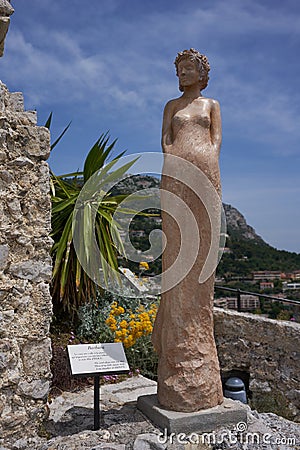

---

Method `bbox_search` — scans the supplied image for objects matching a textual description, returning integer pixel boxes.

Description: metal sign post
[94,375,101,430]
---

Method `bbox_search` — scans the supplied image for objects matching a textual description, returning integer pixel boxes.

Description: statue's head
[174,48,210,92]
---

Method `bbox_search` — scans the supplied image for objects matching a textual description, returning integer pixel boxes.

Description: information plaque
[67,342,130,431]
[67,342,130,377]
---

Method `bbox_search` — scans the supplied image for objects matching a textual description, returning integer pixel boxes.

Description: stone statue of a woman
[152,49,224,412]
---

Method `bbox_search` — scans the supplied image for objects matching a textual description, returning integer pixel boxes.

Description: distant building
[260,281,274,290]
[214,295,259,311]
[214,298,228,308]
[283,282,300,291]
[291,270,300,280]
[282,271,300,280]
[240,295,260,311]
[252,271,282,281]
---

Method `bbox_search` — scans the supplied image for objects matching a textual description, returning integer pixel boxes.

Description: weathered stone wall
[214,307,300,421]
[0,0,14,56]
[0,81,52,443]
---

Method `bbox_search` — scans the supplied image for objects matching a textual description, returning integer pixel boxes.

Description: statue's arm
[161,100,175,152]
[210,100,222,156]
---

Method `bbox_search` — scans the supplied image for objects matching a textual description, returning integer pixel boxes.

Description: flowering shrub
[105,300,158,378]
[106,301,157,347]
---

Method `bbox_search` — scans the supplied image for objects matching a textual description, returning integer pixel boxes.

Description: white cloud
[2,0,299,252]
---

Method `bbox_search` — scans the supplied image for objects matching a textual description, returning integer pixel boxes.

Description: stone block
[0,310,14,333]
[0,169,12,184]
[0,339,18,371]
[8,92,24,112]
[0,17,10,56]
[18,380,50,400]
[133,433,166,449]
[0,244,9,270]
[94,445,125,449]
[21,338,52,377]
[137,394,247,435]
[7,198,22,218]
[0,0,14,16]
[8,260,52,282]
[0,150,6,162]
[9,156,34,167]
[20,126,50,160]
[102,374,157,404]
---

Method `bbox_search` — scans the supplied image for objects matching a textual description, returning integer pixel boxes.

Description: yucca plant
[47,116,138,318]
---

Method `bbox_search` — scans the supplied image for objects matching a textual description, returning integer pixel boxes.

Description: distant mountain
[223,204,264,243]
[111,174,160,195]
[219,204,300,277]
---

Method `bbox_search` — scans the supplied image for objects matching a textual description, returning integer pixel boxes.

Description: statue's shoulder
[163,98,181,118]
[202,96,219,104]
[164,97,181,108]
[204,97,220,108]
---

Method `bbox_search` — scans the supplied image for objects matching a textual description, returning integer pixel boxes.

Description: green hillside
[114,176,300,281]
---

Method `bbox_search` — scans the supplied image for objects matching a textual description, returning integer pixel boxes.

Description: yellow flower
[138,312,148,320]
[148,309,157,316]
[123,336,135,348]
[106,299,158,348]
[139,261,149,270]
[113,306,125,316]
[120,320,128,329]
[106,316,117,326]
[135,322,143,332]
[135,331,143,338]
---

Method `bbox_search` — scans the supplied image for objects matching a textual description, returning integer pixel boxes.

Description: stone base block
[137,394,247,434]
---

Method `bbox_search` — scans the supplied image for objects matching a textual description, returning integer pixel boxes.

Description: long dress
[152,98,224,412]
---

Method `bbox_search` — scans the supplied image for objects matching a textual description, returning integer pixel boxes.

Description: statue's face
[177,59,199,88]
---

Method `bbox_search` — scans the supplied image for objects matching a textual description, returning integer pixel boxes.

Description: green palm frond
[48,118,140,317]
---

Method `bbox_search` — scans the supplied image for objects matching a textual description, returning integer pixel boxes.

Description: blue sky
[1,0,300,253]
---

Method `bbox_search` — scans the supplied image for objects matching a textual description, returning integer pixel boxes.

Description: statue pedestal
[137,394,247,435]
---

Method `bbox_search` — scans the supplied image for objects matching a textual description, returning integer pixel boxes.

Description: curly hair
[174,48,210,92]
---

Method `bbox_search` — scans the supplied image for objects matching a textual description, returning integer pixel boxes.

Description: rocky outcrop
[0,0,14,56]
[0,82,52,445]
[223,203,263,241]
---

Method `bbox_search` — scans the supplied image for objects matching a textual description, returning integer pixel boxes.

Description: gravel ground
[1,376,300,450]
